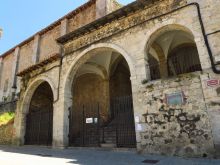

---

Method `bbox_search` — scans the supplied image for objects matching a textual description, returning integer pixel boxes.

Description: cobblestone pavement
[0,146,220,165]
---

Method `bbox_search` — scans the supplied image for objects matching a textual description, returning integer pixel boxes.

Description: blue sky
[0,0,132,55]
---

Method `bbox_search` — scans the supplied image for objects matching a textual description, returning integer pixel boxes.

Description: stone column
[32,34,40,64]
[96,0,108,19]
[136,58,147,82]
[130,75,143,151]
[60,18,68,54]
[61,18,68,36]
[0,57,3,101]
[10,47,20,100]
[52,91,71,148]
[13,94,29,146]
[51,18,69,149]
[103,79,110,118]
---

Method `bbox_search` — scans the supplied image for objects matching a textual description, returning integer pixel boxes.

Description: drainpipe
[189,3,220,74]
[164,3,220,73]
[57,3,220,74]
[53,46,64,103]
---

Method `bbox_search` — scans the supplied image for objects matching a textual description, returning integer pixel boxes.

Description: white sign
[136,124,142,131]
[135,116,140,123]
[86,118,93,124]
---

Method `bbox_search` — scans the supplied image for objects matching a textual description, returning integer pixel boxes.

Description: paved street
[0,146,220,165]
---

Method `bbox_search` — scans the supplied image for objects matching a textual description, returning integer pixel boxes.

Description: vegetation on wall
[0,112,15,126]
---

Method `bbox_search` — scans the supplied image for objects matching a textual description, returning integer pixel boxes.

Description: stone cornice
[58,0,186,55]
[1,0,96,58]
[17,53,61,77]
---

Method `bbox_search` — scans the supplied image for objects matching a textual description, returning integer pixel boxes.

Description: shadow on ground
[0,145,220,165]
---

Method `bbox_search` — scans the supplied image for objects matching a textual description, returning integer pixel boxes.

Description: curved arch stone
[144,24,195,54]
[14,75,57,146]
[56,43,137,148]
[63,43,136,100]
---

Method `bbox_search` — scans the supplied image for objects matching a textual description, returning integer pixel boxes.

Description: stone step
[100,143,116,148]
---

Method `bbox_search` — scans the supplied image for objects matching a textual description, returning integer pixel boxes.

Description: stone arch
[16,76,57,145]
[21,76,57,115]
[62,43,137,147]
[145,24,195,57]
[63,43,136,101]
[144,24,202,80]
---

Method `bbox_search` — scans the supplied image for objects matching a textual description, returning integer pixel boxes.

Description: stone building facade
[0,0,220,157]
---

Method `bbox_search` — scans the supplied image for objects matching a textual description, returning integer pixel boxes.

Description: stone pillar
[0,57,3,101]
[32,34,40,64]
[52,92,71,148]
[130,75,143,151]
[96,0,120,19]
[13,97,29,146]
[103,79,110,117]
[60,18,68,55]
[136,58,147,83]
[51,18,69,149]
[96,0,108,19]
[159,59,168,78]
[61,18,68,36]
[10,47,20,100]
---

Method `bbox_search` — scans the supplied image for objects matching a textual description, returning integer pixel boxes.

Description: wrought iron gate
[69,104,100,147]
[110,96,136,148]
[25,109,53,145]
[69,96,136,148]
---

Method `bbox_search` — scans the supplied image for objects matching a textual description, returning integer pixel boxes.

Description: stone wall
[0,101,17,115]
[72,73,108,117]
[39,25,61,61]
[18,40,34,73]
[10,0,220,157]
[0,53,14,101]
[188,0,220,63]
[135,73,214,156]
[68,4,96,33]
[0,0,117,102]
[0,119,14,145]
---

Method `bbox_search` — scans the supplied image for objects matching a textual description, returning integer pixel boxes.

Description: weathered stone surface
[0,0,220,158]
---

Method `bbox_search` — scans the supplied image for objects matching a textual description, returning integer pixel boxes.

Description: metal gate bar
[25,109,53,146]
[69,96,136,148]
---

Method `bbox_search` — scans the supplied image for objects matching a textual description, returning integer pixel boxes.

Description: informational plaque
[165,91,184,106]
[136,124,142,131]
[86,118,93,124]
[205,79,220,88]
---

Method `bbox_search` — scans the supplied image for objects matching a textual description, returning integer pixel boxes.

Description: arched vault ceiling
[149,30,195,59]
[76,50,121,79]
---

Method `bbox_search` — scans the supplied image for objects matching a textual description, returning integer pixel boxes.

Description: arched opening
[25,82,53,146]
[69,48,136,148]
[147,26,202,80]
[167,44,201,76]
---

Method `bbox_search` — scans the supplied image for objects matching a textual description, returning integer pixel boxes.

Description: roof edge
[1,0,96,58]
[57,0,153,44]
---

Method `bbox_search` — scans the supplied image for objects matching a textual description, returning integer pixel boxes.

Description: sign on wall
[205,79,220,88]
[86,118,93,124]
[165,91,185,106]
